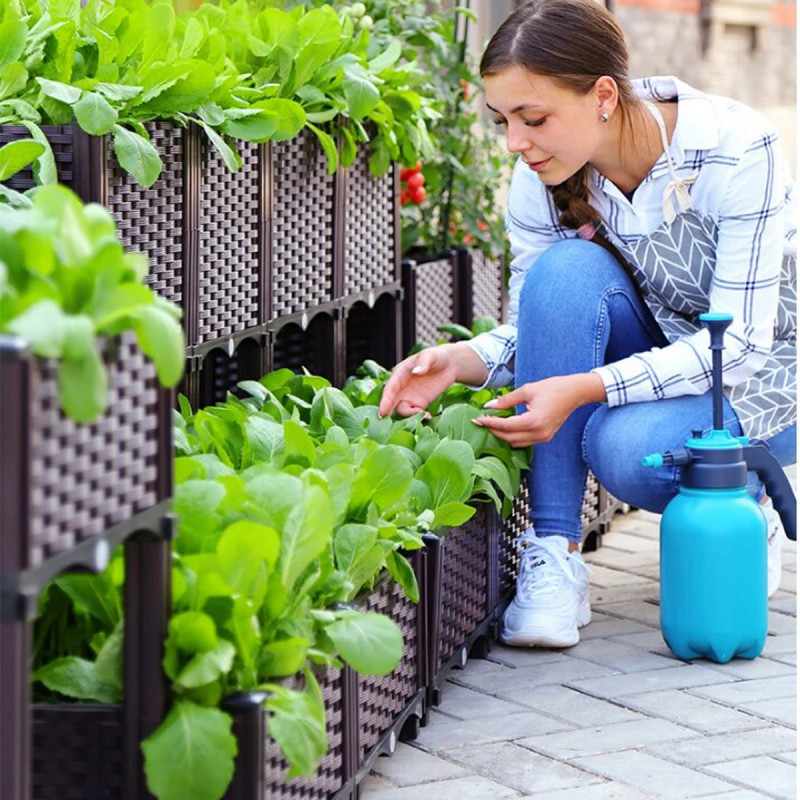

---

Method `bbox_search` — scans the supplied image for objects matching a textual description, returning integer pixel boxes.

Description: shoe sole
[500,629,580,648]
[500,624,580,648]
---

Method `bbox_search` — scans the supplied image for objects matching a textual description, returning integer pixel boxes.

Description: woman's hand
[474,373,607,447]
[379,342,489,418]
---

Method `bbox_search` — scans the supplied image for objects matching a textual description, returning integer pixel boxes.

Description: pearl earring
[600,112,609,123]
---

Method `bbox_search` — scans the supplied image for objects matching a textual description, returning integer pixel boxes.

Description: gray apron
[601,101,796,441]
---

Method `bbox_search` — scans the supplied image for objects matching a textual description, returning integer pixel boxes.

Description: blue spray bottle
[642,313,796,663]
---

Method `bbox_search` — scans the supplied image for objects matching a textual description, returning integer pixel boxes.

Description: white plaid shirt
[468,76,796,420]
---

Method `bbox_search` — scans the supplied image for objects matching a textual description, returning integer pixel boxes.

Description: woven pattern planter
[264,670,346,799]
[3,333,169,570]
[271,130,337,318]
[470,249,505,323]
[108,123,186,310]
[198,139,264,343]
[31,705,124,800]
[357,572,421,761]
[344,147,397,297]
[436,508,491,671]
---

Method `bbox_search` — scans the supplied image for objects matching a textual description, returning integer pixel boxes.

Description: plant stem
[439,0,471,252]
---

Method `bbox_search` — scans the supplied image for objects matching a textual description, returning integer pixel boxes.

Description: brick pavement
[362,475,797,800]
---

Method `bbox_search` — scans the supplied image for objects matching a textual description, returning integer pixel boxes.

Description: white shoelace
[517,531,590,601]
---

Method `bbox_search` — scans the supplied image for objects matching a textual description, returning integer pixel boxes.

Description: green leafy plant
[0,184,184,421]
[0,0,438,186]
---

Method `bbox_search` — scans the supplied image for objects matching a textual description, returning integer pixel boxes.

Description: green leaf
[217,519,279,603]
[170,612,219,654]
[350,446,413,514]
[94,622,124,690]
[57,344,108,423]
[61,315,95,361]
[474,456,515,501]
[112,124,163,189]
[33,657,120,703]
[385,551,419,603]
[435,404,487,457]
[0,8,26,69]
[54,572,121,629]
[0,139,45,181]
[93,82,144,104]
[245,471,301,532]
[19,121,56,184]
[180,17,206,59]
[74,91,119,136]
[340,126,356,168]
[127,304,185,387]
[325,611,402,675]
[343,64,379,119]
[142,701,237,800]
[436,322,474,340]
[368,40,402,74]
[431,501,476,530]
[306,122,338,175]
[0,60,26,102]
[334,523,378,575]
[415,439,474,507]
[258,636,308,679]
[5,299,65,357]
[280,479,332,591]
[175,639,235,688]
[244,416,284,464]
[283,419,316,467]
[294,6,341,87]
[265,678,326,779]
[198,122,241,173]
[228,596,259,678]
[35,77,82,106]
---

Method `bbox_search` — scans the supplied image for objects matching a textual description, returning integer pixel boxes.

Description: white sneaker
[501,529,591,648]
[763,497,783,598]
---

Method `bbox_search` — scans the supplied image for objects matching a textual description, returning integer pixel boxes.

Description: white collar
[633,75,720,153]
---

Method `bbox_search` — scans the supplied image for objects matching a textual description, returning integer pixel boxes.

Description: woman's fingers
[475,413,534,433]
[396,399,426,418]
[483,385,530,410]
[379,358,416,417]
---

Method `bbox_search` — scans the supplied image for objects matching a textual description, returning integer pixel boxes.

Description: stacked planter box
[401,246,505,353]
[0,332,174,800]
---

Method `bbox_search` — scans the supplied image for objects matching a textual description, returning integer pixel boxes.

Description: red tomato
[406,173,424,190]
[477,221,487,230]
[463,234,472,244]
[400,189,410,206]
[410,187,426,204]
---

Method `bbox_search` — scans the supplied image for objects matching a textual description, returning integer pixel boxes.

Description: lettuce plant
[0,0,437,186]
[0,184,184,420]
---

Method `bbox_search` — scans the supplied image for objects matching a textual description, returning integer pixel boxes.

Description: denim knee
[519,239,625,311]
[582,405,679,514]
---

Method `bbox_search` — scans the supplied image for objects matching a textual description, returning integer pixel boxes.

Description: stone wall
[615,0,795,109]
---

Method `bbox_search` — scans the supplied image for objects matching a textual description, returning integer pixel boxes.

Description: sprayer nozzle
[642,454,664,469]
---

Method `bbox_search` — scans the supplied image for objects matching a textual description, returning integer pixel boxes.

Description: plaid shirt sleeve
[593,129,784,407]
[466,162,564,389]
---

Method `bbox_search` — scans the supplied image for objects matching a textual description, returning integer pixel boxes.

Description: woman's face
[483,65,608,185]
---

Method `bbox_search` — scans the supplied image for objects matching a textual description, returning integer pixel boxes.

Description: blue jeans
[515,239,797,543]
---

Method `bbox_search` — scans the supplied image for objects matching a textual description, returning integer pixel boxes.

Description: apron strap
[643,100,698,224]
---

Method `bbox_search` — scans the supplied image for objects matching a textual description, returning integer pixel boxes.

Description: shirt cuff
[465,334,515,391]
[592,357,660,407]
